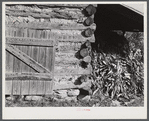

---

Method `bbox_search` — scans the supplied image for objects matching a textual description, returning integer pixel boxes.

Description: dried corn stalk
[91,32,144,101]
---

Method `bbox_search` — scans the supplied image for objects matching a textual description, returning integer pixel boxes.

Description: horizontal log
[55,52,77,59]
[58,42,82,52]
[5,8,86,20]
[53,82,77,90]
[6,44,51,73]
[6,5,84,17]
[5,37,55,46]
[55,60,78,67]
[6,22,96,30]
[37,4,97,8]
[6,5,81,13]
[5,73,52,80]
[53,79,92,90]
[55,54,79,61]
[55,52,79,66]
[54,67,91,75]
[5,27,95,42]
[6,10,71,19]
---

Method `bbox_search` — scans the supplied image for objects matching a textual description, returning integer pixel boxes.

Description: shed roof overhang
[94,4,144,32]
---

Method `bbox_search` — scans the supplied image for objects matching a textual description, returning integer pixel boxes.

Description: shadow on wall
[92,4,143,57]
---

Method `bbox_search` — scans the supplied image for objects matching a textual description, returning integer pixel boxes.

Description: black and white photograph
[2,1,147,119]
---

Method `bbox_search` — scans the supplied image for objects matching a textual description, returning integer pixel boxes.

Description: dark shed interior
[93,4,144,57]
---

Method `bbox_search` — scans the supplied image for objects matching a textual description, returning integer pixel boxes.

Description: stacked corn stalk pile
[91,32,144,105]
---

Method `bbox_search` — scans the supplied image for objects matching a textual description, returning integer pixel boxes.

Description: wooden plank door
[5,27,55,95]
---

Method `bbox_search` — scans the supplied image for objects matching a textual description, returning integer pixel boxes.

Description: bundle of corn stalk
[90,32,144,103]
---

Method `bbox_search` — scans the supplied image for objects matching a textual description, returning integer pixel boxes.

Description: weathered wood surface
[53,82,77,90]
[5,81,12,95]
[6,37,55,46]
[38,47,46,69]
[55,56,78,64]
[6,51,14,73]
[37,81,45,95]
[6,22,96,30]
[6,8,85,20]
[5,73,52,80]
[5,3,96,95]
[53,78,92,90]
[55,52,76,58]
[29,80,38,95]
[36,4,97,8]
[55,60,78,68]
[45,81,53,94]
[6,44,51,73]
[5,80,53,95]
[58,42,82,52]
[21,80,30,95]
[55,52,79,68]
[13,80,21,95]
[54,67,91,75]
[45,47,54,72]
[6,27,95,42]
[6,4,97,19]
[13,46,21,72]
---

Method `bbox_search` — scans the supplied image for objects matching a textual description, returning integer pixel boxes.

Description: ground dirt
[5,95,144,107]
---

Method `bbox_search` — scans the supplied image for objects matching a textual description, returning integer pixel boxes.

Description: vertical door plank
[37,30,41,39]
[20,46,29,72]
[13,45,21,73]
[19,45,26,73]
[37,81,45,95]
[52,46,55,73]
[5,81,12,95]
[16,28,21,37]
[34,29,38,38]
[28,46,34,72]
[45,81,53,95]
[45,47,50,70]
[38,47,46,68]
[21,80,30,95]
[31,29,38,73]
[23,28,28,38]
[47,30,50,39]
[29,80,37,95]
[5,51,14,73]
[46,47,54,71]
[32,46,39,71]
[21,28,28,72]
[13,80,21,95]
[19,45,23,73]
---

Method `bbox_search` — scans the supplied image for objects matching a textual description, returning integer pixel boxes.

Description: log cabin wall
[5,4,97,95]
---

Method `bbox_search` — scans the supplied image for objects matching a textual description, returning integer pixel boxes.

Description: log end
[85,4,97,16]
[84,28,94,37]
[84,17,94,26]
